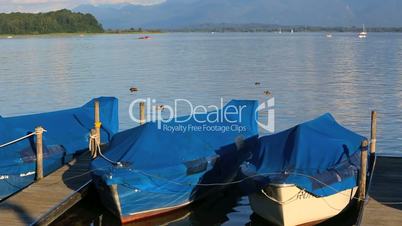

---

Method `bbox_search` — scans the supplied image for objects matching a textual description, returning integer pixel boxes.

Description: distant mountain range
[74,0,402,29]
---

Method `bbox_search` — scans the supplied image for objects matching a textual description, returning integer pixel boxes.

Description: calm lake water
[1,32,401,225]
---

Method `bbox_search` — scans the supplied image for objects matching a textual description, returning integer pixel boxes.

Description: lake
[1,32,401,225]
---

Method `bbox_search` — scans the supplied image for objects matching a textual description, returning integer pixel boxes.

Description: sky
[0,0,165,12]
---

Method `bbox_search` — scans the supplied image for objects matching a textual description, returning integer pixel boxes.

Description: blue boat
[0,97,118,200]
[91,100,259,223]
[240,113,367,226]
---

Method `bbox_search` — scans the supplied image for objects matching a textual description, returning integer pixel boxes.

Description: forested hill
[0,9,103,35]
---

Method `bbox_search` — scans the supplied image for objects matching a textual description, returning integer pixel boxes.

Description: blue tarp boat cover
[241,113,367,197]
[91,100,259,219]
[0,97,118,200]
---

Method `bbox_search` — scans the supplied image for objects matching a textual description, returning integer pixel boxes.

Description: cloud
[89,0,165,5]
[0,0,165,13]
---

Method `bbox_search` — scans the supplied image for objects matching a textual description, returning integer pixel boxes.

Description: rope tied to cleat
[89,132,123,167]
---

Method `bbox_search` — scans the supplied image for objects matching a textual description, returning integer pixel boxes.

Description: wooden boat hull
[93,175,190,223]
[93,155,241,224]
[249,184,357,226]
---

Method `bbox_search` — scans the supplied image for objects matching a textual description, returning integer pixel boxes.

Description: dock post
[369,111,377,172]
[94,100,101,145]
[139,101,145,125]
[359,140,369,204]
[90,129,97,159]
[94,215,103,226]
[35,126,44,180]
[370,111,377,155]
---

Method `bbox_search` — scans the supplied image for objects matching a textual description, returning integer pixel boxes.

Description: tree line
[0,9,103,35]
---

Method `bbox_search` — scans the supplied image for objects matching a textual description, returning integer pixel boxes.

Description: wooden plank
[0,152,92,226]
[359,156,402,226]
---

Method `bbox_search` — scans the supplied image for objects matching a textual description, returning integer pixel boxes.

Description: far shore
[2,30,402,38]
[0,31,163,38]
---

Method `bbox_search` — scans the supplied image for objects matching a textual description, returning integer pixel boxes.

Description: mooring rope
[96,143,123,167]
[0,132,36,149]
[88,133,123,167]
[0,128,47,149]
[120,169,362,210]
[2,133,401,207]
[260,187,300,205]
[118,167,402,206]
[3,161,401,207]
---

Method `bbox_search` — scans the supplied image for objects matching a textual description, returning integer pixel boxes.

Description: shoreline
[2,30,402,38]
[0,31,163,38]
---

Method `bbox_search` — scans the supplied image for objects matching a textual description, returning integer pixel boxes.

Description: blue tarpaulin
[91,100,259,220]
[241,113,367,197]
[0,97,119,200]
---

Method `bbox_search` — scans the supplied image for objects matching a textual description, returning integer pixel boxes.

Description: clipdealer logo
[128,98,274,133]
[256,97,275,133]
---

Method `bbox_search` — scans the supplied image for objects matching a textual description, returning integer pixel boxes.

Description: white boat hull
[249,184,357,226]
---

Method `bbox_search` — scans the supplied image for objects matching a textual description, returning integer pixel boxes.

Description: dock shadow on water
[51,184,359,226]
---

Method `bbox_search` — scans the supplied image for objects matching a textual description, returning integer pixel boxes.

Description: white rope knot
[88,132,122,167]
[89,132,98,158]
[35,127,47,135]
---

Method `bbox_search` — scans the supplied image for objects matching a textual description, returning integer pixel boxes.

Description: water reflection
[52,186,243,226]
[51,184,358,226]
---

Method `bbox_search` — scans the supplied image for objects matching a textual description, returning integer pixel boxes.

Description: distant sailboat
[358,24,367,38]
[326,33,332,38]
[290,29,294,33]
[278,28,282,34]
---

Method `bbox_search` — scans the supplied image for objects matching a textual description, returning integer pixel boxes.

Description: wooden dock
[0,152,92,226]
[359,155,402,226]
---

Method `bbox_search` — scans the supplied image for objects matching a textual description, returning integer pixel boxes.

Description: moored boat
[240,113,367,226]
[91,100,259,223]
[0,97,118,200]
[249,184,357,226]
[138,36,151,40]
[358,24,367,38]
